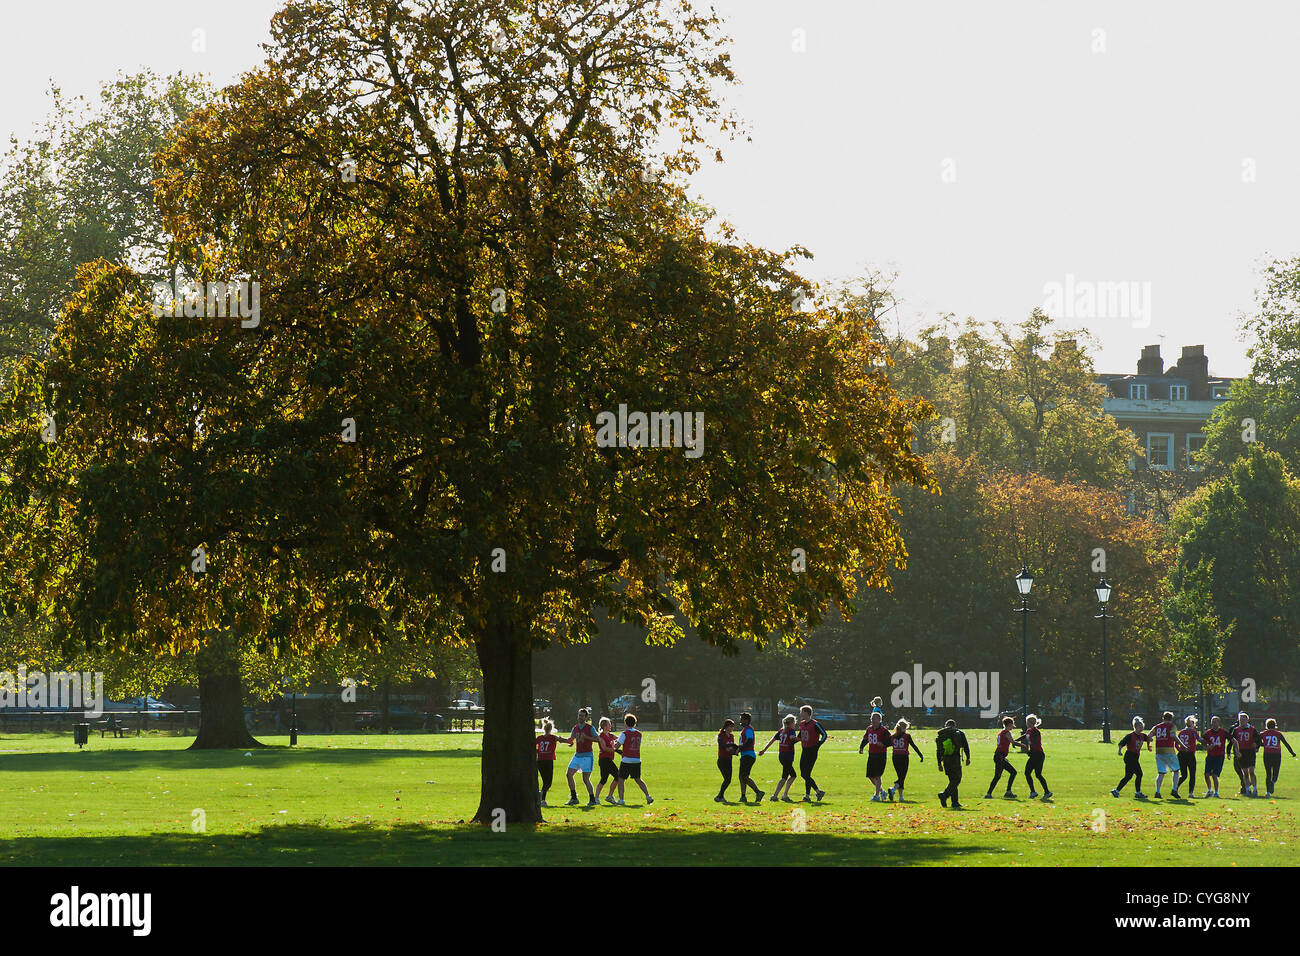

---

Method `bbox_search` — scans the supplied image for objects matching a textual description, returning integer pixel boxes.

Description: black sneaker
[939,792,948,807]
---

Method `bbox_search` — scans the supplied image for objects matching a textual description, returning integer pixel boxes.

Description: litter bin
[74,722,90,748]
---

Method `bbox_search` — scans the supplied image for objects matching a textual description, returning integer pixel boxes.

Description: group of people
[1112,711,1295,799]
[535,709,654,807]
[535,701,1295,810]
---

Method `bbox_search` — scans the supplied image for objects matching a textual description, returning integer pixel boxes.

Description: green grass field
[0,729,1293,866]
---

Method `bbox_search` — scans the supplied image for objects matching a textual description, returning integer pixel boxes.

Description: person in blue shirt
[737,712,765,803]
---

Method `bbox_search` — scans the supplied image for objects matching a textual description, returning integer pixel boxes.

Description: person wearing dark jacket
[935,720,971,808]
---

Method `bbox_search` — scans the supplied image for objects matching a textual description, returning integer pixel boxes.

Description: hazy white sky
[9,1,1300,378]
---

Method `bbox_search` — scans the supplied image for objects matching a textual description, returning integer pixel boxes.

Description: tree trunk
[472,616,541,825]
[190,630,262,750]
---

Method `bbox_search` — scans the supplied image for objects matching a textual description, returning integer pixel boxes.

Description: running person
[1176,716,1201,799]
[1260,718,1296,797]
[736,713,765,804]
[1016,714,1051,800]
[936,719,971,808]
[1112,717,1151,798]
[1230,713,1261,797]
[759,715,800,802]
[594,717,621,804]
[1202,716,1230,798]
[1150,711,1184,798]
[859,712,892,802]
[715,719,737,803]
[565,708,602,806]
[797,706,828,803]
[535,719,565,807]
[985,716,1020,799]
[886,718,923,802]
[614,714,652,805]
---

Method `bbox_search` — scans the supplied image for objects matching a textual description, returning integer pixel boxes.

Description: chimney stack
[1137,344,1163,377]
[1175,345,1209,396]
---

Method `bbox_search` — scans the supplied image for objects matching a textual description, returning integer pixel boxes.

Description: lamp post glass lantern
[1096,578,1112,743]
[1015,566,1033,723]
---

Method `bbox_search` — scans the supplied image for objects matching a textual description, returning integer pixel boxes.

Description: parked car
[104,697,178,721]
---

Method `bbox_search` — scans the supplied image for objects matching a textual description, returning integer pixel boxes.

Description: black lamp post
[1015,566,1034,723]
[1095,578,1113,744]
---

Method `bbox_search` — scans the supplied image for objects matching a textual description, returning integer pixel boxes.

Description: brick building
[1097,344,1237,471]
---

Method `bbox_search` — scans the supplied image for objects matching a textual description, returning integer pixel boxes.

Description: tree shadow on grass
[0,822,1004,867]
[0,747,478,774]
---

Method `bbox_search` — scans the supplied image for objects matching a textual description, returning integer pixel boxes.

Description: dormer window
[1170,384,1187,401]
[1130,383,1148,400]
[1212,385,1230,399]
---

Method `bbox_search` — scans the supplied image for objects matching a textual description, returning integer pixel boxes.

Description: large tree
[0,71,210,375]
[0,0,932,821]
[1168,445,1300,686]
[1201,257,1300,473]
[881,309,1140,486]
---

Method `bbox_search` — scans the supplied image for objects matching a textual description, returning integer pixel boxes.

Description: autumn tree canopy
[0,0,934,820]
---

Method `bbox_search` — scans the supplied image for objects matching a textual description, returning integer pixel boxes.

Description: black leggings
[1177,752,1196,791]
[892,754,910,788]
[800,749,820,795]
[1025,752,1047,791]
[1116,752,1143,792]
[1264,752,1282,791]
[738,754,761,797]
[779,753,797,780]
[537,760,554,798]
[988,753,1018,793]
[717,757,733,797]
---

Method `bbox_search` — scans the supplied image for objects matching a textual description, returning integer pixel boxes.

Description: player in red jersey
[858,712,893,802]
[1201,716,1230,798]
[1015,714,1051,800]
[1229,712,1262,797]
[594,717,621,805]
[1260,718,1296,797]
[1176,716,1201,799]
[564,707,602,807]
[535,719,566,808]
[797,705,828,803]
[1111,716,1151,798]
[1150,711,1184,798]
[615,713,652,806]
[759,714,800,802]
[984,716,1020,799]
[886,717,924,802]
[715,718,738,803]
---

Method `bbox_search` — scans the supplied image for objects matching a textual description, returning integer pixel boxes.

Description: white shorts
[1155,752,1179,774]
[568,752,594,773]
